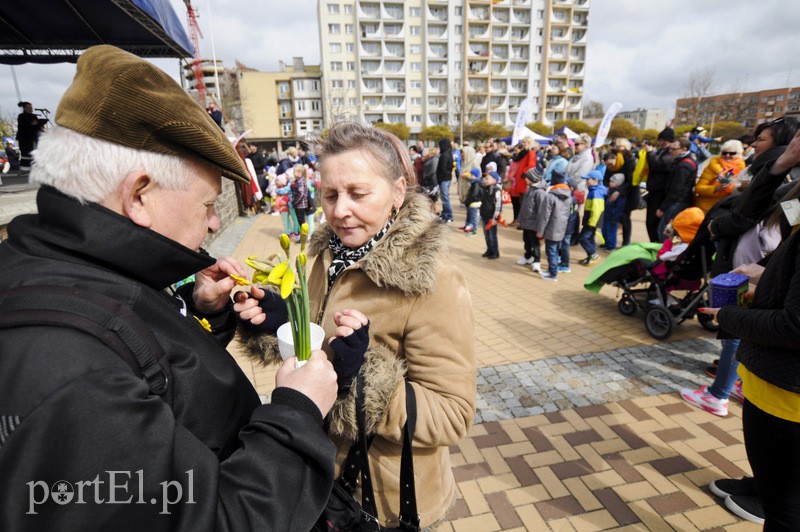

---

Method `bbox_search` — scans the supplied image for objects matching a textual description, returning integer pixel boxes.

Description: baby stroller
[584,219,719,340]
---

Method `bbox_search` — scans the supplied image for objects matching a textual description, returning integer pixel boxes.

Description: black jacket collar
[7,186,215,290]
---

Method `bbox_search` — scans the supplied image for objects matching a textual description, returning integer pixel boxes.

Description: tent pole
[10,66,21,102]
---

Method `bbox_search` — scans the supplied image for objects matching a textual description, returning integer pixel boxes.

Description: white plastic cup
[277,322,325,365]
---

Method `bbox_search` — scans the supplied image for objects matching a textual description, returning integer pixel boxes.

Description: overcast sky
[2,0,799,124]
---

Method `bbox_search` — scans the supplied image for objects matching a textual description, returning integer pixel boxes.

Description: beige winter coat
[241,193,477,528]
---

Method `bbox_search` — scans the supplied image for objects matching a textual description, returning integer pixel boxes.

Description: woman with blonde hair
[694,139,745,213]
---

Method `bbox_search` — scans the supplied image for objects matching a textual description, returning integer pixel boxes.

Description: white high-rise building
[318,0,589,134]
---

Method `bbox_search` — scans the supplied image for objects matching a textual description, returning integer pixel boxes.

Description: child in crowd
[274,173,299,236]
[289,164,309,237]
[516,167,549,272]
[578,170,607,265]
[601,173,626,250]
[305,166,317,235]
[535,172,573,282]
[558,178,581,273]
[479,168,503,259]
[652,206,705,280]
[463,167,483,236]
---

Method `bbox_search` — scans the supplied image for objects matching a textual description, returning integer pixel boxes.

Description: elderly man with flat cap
[0,46,337,531]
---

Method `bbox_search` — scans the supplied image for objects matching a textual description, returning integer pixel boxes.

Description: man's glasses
[721,152,737,156]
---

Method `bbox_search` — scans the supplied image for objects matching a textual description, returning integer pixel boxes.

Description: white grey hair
[720,139,744,157]
[30,126,197,203]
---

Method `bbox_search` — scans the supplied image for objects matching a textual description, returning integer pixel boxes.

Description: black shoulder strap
[0,285,173,407]
[398,382,419,531]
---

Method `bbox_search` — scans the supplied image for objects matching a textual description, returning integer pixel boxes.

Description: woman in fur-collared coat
[236,122,477,529]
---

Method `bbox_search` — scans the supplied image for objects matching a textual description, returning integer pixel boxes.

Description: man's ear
[120,171,158,228]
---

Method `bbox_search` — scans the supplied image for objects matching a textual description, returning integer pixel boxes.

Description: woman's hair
[523,137,540,151]
[754,117,800,146]
[577,133,593,147]
[30,126,196,204]
[315,122,417,190]
[285,146,298,158]
[719,139,743,157]
[613,138,631,152]
[292,163,305,176]
[767,180,800,228]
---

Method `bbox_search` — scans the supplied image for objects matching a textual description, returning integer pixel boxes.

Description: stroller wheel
[697,311,720,332]
[618,295,638,316]
[645,305,675,340]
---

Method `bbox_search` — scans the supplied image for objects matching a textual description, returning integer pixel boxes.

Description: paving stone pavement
[218,193,758,531]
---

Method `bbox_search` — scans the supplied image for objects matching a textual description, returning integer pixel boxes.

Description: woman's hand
[329,309,370,395]
[697,307,720,322]
[732,263,766,286]
[233,286,289,334]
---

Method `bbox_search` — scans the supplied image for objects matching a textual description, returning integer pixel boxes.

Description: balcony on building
[468,23,490,39]
[428,80,447,94]
[490,79,507,94]
[567,97,582,111]
[508,96,526,109]
[364,113,384,124]
[428,6,447,21]
[383,3,403,20]
[546,96,566,111]
[569,64,584,78]
[360,60,383,77]
[511,45,529,60]
[384,60,405,76]
[573,13,588,26]
[384,96,406,111]
[491,62,508,76]
[491,96,507,110]
[574,0,589,10]
[491,112,508,124]
[509,63,528,77]
[548,62,567,77]
[570,48,586,61]
[428,60,448,77]
[363,97,384,112]
[469,79,488,93]
[468,5,490,20]
[385,113,405,124]
[492,45,509,60]
[468,43,490,58]
[510,28,529,41]
[550,27,570,42]
[429,43,448,59]
[358,1,380,19]
[384,23,404,39]
[551,8,570,25]
[385,80,406,94]
[572,29,587,44]
[428,23,448,40]
[384,42,404,58]
[492,7,510,24]
[513,0,532,7]
[511,9,531,24]
[428,97,447,110]
[360,42,381,57]
[467,59,489,75]
[510,80,526,94]
[547,80,567,93]
[468,96,487,108]
[549,45,567,59]
[490,27,509,41]
[360,23,381,39]
[428,113,448,125]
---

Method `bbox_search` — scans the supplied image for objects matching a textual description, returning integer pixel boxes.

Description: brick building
[675,86,800,129]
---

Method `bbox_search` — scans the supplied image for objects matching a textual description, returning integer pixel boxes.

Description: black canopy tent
[0,0,193,65]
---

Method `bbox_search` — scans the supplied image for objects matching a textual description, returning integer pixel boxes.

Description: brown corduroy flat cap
[56,45,249,184]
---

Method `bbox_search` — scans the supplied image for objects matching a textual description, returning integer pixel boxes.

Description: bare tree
[684,67,717,124]
[582,99,604,118]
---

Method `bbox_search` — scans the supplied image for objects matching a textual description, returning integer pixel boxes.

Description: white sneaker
[539,271,558,282]
[516,256,533,266]
[531,262,542,273]
[680,385,729,416]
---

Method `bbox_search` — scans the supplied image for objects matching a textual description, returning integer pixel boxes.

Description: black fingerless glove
[330,321,369,396]
[237,290,289,335]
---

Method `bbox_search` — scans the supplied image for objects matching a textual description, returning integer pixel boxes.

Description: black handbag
[314,378,419,532]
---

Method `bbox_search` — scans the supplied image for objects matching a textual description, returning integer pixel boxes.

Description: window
[410,44,421,54]
[278,82,290,94]
[344,4,352,14]
[328,23,341,34]
[455,25,463,34]
[331,79,343,88]
[348,80,356,89]
[455,43,462,53]
[295,80,305,91]
[327,3,339,14]
[348,98,357,106]
[538,28,543,36]
[296,101,306,111]
[279,103,291,117]
[282,122,293,136]
[330,61,343,71]
[346,43,354,52]
[537,10,544,19]
[411,97,421,106]
[312,100,321,111]
[410,80,422,89]
[411,62,421,71]
[329,42,342,53]
[411,115,421,123]
[776,95,785,101]
[347,61,355,71]
[311,80,319,91]
[455,6,463,15]
[345,24,354,34]
[455,61,462,71]
[410,26,420,35]
[332,97,344,106]
[409,7,420,16]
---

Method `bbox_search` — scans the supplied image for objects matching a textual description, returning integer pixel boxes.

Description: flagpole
[205,0,222,104]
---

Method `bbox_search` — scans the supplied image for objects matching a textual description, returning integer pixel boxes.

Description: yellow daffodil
[245,256,275,272]
[229,274,250,286]
[298,253,307,267]
[194,316,212,332]
[267,262,288,285]
[300,223,309,251]
[280,269,296,299]
[252,271,270,285]
[280,234,291,255]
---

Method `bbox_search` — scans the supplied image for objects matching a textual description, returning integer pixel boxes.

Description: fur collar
[308,192,448,296]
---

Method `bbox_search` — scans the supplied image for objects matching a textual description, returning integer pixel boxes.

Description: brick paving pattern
[217,196,757,531]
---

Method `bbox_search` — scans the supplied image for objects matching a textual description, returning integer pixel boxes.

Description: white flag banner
[245,157,262,201]
[511,96,536,147]
[594,102,623,148]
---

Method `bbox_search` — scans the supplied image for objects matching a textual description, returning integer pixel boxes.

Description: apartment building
[318,0,589,134]
[616,108,667,132]
[236,58,325,142]
[675,86,800,129]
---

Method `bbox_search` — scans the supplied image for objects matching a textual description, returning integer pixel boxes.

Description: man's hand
[193,257,247,314]
[656,209,664,218]
[732,263,766,286]
[276,350,338,417]
[697,307,720,322]
[771,130,800,175]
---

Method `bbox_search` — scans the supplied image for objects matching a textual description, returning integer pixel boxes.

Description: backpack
[0,285,173,406]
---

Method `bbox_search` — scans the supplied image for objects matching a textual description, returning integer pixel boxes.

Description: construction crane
[183,0,207,106]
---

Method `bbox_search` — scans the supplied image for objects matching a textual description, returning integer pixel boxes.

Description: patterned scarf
[327,215,396,289]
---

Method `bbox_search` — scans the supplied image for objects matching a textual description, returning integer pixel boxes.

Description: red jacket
[512,150,537,197]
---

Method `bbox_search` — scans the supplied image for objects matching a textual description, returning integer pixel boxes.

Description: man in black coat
[656,138,697,240]
[0,45,337,532]
[435,138,455,222]
[644,128,675,242]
